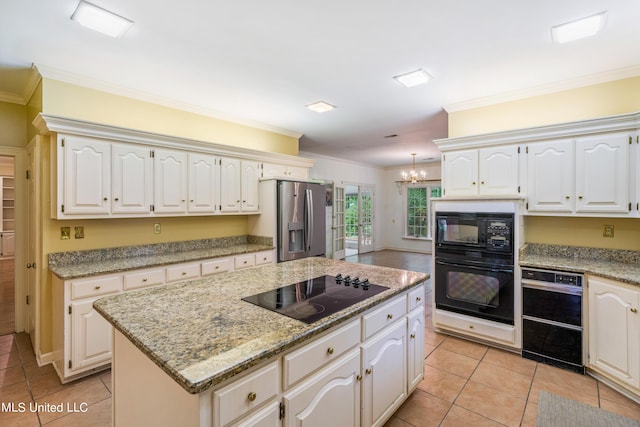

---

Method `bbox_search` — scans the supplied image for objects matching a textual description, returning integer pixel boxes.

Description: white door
[282,350,360,427]
[479,145,520,195]
[154,149,188,214]
[62,135,111,215]
[588,277,640,389]
[361,320,407,427]
[332,185,346,260]
[575,133,630,213]
[70,299,113,371]
[188,153,219,213]
[359,186,375,254]
[112,143,153,214]
[26,139,40,347]
[220,157,241,212]
[241,160,260,212]
[443,150,478,196]
[526,139,574,212]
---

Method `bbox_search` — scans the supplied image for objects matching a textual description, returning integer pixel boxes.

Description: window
[405,183,441,239]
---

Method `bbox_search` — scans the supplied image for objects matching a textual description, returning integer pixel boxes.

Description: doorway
[344,184,375,257]
[0,156,15,335]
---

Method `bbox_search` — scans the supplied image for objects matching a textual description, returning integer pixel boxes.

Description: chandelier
[399,153,427,183]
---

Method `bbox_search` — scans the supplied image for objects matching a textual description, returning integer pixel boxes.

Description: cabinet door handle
[631,308,638,313]
[247,392,256,402]
[327,347,334,355]
[365,368,372,375]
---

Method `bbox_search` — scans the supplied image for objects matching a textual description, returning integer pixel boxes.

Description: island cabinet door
[70,299,113,372]
[282,349,360,427]
[407,308,425,392]
[361,319,407,427]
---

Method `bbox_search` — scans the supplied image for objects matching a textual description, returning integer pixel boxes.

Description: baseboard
[37,350,54,367]
[377,246,432,255]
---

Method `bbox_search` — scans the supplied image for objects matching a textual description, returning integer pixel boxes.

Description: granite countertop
[49,236,273,280]
[519,244,640,287]
[93,257,429,395]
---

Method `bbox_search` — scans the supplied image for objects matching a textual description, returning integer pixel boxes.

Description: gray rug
[537,391,640,427]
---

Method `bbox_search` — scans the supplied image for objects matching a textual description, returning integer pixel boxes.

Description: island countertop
[93,257,429,395]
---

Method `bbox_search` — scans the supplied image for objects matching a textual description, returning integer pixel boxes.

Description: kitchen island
[94,257,429,426]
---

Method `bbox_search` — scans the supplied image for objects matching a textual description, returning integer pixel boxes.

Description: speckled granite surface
[520,244,640,287]
[49,236,274,279]
[93,257,428,395]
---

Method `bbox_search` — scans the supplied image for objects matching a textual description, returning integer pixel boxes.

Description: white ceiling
[1,1,640,167]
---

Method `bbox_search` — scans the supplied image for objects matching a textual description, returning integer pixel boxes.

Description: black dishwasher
[521,268,585,373]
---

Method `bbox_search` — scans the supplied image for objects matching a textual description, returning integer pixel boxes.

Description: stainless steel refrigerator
[277,180,326,262]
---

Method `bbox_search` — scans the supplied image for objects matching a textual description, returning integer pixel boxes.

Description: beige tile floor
[0,258,15,336]
[1,251,639,426]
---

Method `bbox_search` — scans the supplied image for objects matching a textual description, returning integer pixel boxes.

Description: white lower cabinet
[588,276,640,391]
[361,320,407,427]
[407,308,425,391]
[282,350,361,427]
[70,299,113,372]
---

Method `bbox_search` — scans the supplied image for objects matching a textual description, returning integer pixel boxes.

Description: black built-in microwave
[435,212,514,255]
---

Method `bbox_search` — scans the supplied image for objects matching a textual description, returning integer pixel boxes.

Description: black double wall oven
[434,212,515,325]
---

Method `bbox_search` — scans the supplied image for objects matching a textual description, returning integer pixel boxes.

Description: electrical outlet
[154,223,161,234]
[74,226,84,239]
[60,227,70,240]
[603,224,614,238]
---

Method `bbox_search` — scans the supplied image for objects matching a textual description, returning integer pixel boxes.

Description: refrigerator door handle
[305,188,313,252]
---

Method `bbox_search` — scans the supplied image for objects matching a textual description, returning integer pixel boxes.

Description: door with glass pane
[358,186,374,254]
[332,185,346,260]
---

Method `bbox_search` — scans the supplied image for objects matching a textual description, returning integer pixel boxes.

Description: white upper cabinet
[220,157,242,212]
[527,132,631,215]
[527,139,574,213]
[443,146,519,197]
[443,149,478,196]
[575,133,629,213]
[112,143,153,214]
[241,160,261,212]
[153,149,188,214]
[261,162,309,180]
[60,134,111,215]
[188,153,219,213]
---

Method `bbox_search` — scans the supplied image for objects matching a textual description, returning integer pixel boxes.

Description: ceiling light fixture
[399,153,427,184]
[306,101,335,113]
[71,1,134,38]
[551,11,607,44]
[393,69,431,88]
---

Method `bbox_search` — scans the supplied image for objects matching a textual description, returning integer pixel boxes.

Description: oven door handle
[521,280,583,296]
[435,258,513,274]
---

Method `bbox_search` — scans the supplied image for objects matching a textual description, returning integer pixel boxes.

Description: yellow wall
[42,78,299,156]
[448,76,640,251]
[0,101,27,147]
[448,76,640,138]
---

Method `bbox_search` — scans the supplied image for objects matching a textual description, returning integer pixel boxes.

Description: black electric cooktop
[242,274,389,324]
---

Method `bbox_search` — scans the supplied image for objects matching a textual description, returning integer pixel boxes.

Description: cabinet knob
[103,197,108,201]
[215,266,219,270]
[243,261,248,264]
[565,196,570,199]
[631,308,638,313]
[410,333,416,339]
[114,198,119,201]
[480,181,485,184]
[95,286,101,290]
[472,181,476,185]
[247,392,256,402]
[387,314,393,320]
[578,195,583,200]
[416,297,421,302]
[356,374,362,382]
[469,325,474,329]
[327,347,334,355]
[365,368,372,375]
[181,272,187,276]
[142,278,148,282]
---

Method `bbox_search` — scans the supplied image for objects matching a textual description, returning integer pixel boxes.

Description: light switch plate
[74,226,84,239]
[603,224,614,238]
[154,223,161,234]
[61,227,70,240]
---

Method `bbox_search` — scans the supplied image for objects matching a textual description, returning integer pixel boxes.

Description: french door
[332,185,346,260]
[358,186,374,254]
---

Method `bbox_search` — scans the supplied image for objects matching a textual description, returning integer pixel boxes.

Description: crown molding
[34,113,314,168]
[434,111,640,151]
[0,64,41,105]
[444,65,640,113]
[35,64,303,139]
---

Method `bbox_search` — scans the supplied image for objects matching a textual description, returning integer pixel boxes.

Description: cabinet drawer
[362,294,407,340]
[254,251,274,266]
[165,262,200,283]
[235,254,256,270]
[283,319,360,389]
[213,361,279,427]
[123,268,165,290]
[201,257,234,276]
[408,285,425,312]
[70,275,122,300]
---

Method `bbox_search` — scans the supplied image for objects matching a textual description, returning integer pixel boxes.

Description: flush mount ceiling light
[393,69,431,88]
[71,1,134,38]
[306,101,335,113]
[551,11,607,44]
